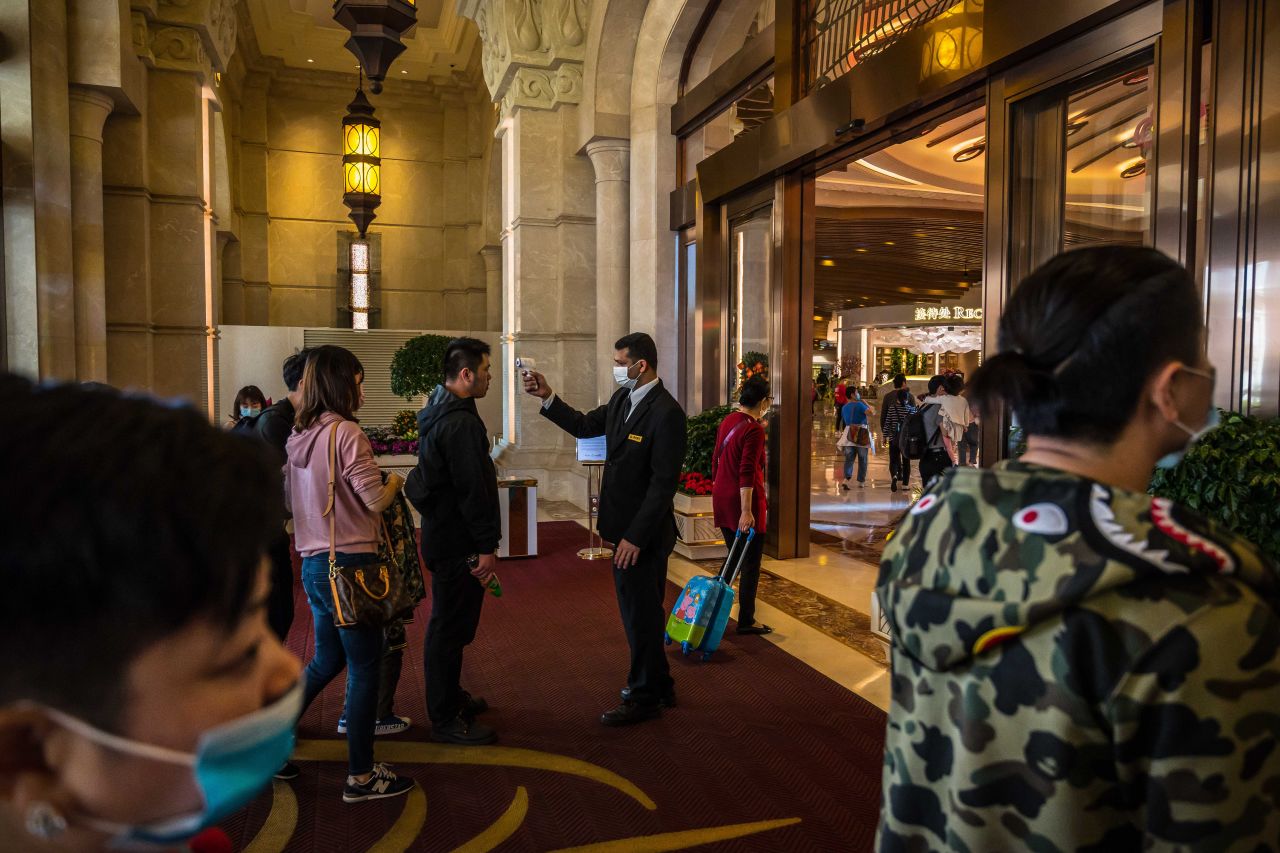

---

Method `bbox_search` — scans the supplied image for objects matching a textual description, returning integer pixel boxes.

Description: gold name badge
[628,433,643,443]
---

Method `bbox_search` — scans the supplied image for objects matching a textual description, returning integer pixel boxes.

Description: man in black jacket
[254,348,311,640]
[523,332,687,726]
[411,337,502,745]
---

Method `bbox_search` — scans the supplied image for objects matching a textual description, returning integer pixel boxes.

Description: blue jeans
[301,552,384,775]
[843,444,868,482]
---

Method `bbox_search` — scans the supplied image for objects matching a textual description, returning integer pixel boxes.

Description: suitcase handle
[718,528,756,587]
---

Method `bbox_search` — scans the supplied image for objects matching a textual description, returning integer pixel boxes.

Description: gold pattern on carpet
[246,740,801,851]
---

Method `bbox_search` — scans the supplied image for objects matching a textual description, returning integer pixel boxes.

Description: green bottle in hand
[486,574,503,597]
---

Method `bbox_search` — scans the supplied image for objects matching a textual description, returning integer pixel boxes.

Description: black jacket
[542,380,686,549]
[254,398,295,465]
[411,385,501,563]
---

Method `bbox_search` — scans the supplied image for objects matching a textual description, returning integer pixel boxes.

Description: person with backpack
[711,376,773,636]
[253,350,312,641]
[226,385,267,431]
[913,375,953,488]
[879,374,915,492]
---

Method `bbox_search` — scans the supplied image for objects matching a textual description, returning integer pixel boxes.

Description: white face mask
[613,362,639,390]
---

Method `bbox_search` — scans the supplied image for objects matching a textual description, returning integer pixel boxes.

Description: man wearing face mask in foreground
[0,375,302,852]
[523,333,687,726]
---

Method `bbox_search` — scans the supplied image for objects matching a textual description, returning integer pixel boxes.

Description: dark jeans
[301,552,384,776]
[834,403,845,431]
[842,444,868,482]
[424,556,486,725]
[266,530,295,642]
[888,440,911,486]
[958,438,979,466]
[614,525,676,706]
[720,527,765,628]
[919,449,953,489]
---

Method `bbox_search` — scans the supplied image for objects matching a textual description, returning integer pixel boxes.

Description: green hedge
[1150,410,1280,563]
[683,405,733,478]
[389,334,452,399]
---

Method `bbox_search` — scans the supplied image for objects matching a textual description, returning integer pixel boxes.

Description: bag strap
[326,422,339,570]
[712,417,749,476]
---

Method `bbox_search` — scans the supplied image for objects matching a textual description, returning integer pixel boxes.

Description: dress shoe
[461,690,489,716]
[736,623,774,636]
[600,700,661,727]
[430,715,497,745]
[620,687,676,708]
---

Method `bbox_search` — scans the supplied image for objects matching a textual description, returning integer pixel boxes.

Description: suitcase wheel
[701,651,713,662]
[681,641,691,656]
[664,632,671,646]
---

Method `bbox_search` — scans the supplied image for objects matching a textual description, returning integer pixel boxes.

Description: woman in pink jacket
[281,346,414,804]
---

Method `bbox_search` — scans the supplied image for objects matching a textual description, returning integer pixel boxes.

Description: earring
[25,801,68,840]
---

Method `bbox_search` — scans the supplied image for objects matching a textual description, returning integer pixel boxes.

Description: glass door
[728,205,777,402]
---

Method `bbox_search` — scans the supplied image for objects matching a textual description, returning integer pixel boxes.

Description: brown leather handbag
[324,423,415,629]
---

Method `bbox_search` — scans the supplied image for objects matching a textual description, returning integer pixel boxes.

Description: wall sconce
[342,85,381,237]
[333,0,417,94]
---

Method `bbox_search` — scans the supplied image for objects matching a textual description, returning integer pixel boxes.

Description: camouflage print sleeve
[1108,584,1280,848]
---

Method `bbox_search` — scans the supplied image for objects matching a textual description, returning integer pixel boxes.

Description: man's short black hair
[928,374,947,395]
[614,332,658,369]
[444,337,491,382]
[893,373,906,389]
[282,347,313,392]
[0,375,283,730]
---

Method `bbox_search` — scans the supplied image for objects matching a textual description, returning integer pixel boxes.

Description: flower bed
[363,425,418,457]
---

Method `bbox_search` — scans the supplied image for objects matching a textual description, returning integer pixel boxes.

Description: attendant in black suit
[523,332,687,726]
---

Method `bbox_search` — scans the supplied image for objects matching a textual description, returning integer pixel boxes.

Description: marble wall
[222,70,494,333]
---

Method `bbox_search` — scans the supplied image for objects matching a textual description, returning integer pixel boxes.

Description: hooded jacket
[412,385,501,563]
[284,412,385,558]
[876,460,1280,851]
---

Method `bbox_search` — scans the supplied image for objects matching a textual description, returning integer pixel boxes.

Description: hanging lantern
[342,86,381,237]
[333,0,417,94]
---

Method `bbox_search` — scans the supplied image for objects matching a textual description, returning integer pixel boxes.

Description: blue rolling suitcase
[665,528,755,661]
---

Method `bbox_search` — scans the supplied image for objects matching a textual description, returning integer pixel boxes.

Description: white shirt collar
[627,377,659,409]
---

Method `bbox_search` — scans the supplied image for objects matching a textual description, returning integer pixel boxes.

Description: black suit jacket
[542,380,687,549]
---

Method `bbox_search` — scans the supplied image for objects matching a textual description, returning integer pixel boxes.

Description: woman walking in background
[711,376,773,636]
[283,345,415,803]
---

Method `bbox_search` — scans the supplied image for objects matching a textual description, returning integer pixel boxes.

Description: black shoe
[891,479,898,493]
[274,762,300,781]
[342,763,415,803]
[461,690,489,716]
[839,482,850,492]
[431,715,497,745]
[620,687,676,708]
[600,701,661,727]
[736,624,774,636]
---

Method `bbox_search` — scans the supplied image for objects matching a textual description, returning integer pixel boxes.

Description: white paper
[576,436,607,463]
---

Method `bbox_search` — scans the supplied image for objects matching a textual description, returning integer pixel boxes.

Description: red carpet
[222,521,886,852]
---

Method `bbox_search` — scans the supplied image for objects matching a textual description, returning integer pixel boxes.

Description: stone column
[68,86,115,382]
[480,244,502,331]
[585,138,630,404]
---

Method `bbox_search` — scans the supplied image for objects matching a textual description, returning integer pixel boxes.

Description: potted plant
[389,334,452,400]
[673,405,733,559]
[1150,410,1280,564]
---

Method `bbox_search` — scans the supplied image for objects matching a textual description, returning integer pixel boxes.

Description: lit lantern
[342,86,381,237]
[333,0,417,94]
[350,239,371,330]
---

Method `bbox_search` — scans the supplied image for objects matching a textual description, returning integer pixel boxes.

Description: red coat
[711,411,767,533]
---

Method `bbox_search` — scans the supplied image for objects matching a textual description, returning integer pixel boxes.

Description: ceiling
[245,0,480,82]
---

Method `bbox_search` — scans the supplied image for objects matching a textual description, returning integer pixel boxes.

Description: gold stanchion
[578,461,613,560]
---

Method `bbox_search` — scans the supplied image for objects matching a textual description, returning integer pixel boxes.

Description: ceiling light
[1066,119,1087,136]
[307,58,315,63]
[953,141,986,162]
[402,70,408,74]
[1120,160,1147,179]
[813,315,824,321]
[856,248,868,253]
[884,241,895,246]
[820,259,835,266]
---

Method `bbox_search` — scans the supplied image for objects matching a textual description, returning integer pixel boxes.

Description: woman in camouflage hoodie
[877,246,1280,851]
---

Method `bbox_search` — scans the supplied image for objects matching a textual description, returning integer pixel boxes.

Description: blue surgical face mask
[1156,406,1220,469]
[43,682,301,848]
[240,406,259,418]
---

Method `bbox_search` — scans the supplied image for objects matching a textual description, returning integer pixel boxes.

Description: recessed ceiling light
[402,70,408,74]
[820,259,835,267]
[307,58,315,63]
[856,248,868,253]
[884,241,895,246]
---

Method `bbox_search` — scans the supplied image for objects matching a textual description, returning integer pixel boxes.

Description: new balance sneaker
[342,763,415,803]
[336,714,412,736]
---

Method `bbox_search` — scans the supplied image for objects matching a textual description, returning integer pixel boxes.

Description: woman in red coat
[711,376,773,635]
